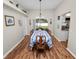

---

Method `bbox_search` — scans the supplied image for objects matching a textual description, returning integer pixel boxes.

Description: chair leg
[36,50,38,57]
[43,50,46,57]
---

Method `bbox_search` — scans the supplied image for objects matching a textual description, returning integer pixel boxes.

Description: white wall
[28,10,54,32]
[53,0,71,41]
[53,0,76,55]
[3,5,28,55]
[68,0,76,56]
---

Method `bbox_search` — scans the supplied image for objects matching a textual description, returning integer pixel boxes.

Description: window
[34,18,48,30]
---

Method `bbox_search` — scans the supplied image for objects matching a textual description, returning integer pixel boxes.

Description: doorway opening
[61,12,71,48]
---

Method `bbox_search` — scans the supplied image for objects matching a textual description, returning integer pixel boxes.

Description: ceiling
[14,0,64,10]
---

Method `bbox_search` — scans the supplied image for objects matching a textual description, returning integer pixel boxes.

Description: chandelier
[39,0,42,18]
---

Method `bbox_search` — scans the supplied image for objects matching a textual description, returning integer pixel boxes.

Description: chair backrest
[36,35,46,46]
[36,35,39,43]
[43,36,46,43]
[39,36,42,46]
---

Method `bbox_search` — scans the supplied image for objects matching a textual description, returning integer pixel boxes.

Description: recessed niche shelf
[3,0,28,16]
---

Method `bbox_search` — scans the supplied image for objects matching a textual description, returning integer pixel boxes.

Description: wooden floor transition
[5,35,75,59]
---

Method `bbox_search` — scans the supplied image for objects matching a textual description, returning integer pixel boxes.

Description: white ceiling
[14,0,64,10]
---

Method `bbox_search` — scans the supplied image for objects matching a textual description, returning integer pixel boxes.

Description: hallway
[3,0,76,59]
[5,35,75,59]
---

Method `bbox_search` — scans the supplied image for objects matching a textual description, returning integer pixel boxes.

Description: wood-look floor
[61,41,68,48]
[5,35,75,59]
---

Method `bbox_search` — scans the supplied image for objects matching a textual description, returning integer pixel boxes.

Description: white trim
[51,31,54,36]
[53,34,67,42]
[66,48,76,58]
[3,0,28,16]
[53,34,61,42]
[3,36,24,58]
[53,34,76,58]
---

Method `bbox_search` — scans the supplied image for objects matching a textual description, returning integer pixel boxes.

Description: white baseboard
[53,34,67,42]
[53,34,76,58]
[53,34,61,42]
[51,31,54,36]
[3,36,24,58]
[66,48,76,58]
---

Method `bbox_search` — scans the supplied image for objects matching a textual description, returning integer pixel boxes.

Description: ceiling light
[66,13,71,17]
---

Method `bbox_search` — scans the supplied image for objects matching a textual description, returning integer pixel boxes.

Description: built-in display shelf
[3,0,28,16]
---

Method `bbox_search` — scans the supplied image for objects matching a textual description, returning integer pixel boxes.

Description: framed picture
[5,15,15,26]
[58,16,60,20]
[50,18,52,24]
[50,21,52,24]
[29,19,31,25]
[18,19,22,26]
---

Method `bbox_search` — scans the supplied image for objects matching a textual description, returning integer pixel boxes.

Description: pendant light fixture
[39,0,42,18]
